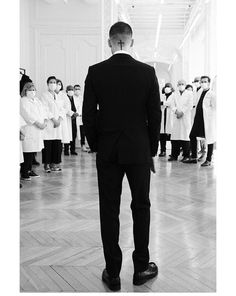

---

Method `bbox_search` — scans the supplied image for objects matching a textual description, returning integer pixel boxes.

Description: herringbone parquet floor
[20,148,216,292]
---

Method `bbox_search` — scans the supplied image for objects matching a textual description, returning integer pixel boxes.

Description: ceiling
[117,0,198,64]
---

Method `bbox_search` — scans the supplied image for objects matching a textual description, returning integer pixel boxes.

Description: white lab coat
[161,93,174,134]
[20,115,27,163]
[74,95,83,140]
[170,90,193,141]
[20,96,48,152]
[196,89,216,144]
[40,91,63,140]
[57,91,73,143]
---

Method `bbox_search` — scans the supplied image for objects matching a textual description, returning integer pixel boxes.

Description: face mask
[201,82,209,90]
[74,90,81,96]
[178,85,185,92]
[56,85,61,92]
[67,90,74,97]
[194,82,200,88]
[165,87,171,94]
[26,90,36,98]
[48,82,57,91]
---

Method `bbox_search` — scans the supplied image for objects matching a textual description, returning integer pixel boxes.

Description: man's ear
[108,39,112,48]
[130,39,134,47]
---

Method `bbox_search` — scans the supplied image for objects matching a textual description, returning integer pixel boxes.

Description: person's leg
[171,140,180,159]
[190,136,198,159]
[80,125,85,147]
[70,120,77,153]
[42,140,52,165]
[64,143,69,155]
[181,141,190,158]
[200,139,207,153]
[160,134,167,154]
[206,144,214,162]
[20,152,33,178]
[51,140,62,165]
[125,164,151,273]
[96,157,125,278]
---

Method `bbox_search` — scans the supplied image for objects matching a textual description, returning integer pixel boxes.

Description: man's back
[83,53,161,163]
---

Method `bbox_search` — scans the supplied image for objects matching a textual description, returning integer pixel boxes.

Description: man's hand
[52,118,60,128]
[34,121,45,129]
[150,157,156,174]
[72,112,79,119]
[175,110,184,119]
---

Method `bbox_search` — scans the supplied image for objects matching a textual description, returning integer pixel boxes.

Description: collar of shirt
[113,50,131,56]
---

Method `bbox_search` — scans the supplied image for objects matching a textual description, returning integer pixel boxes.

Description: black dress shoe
[102,269,121,291]
[201,160,211,167]
[182,157,198,164]
[168,156,177,161]
[64,151,69,156]
[71,151,78,155]
[32,160,40,166]
[133,262,158,286]
[159,152,166,157]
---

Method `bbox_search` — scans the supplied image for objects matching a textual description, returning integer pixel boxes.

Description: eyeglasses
[178,83,185,86]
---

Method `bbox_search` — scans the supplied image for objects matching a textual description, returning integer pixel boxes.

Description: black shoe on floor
[71,151,78,155]
[182,157,198,164]
[133,262,158,286]
[201,160,211,167]
[159,152,166,157]
[32,160,40,166]
[64,151,69,156]
[180,156,189,162]
[102,269,121,291]
[28,171,40,178]
[168,156,177,161]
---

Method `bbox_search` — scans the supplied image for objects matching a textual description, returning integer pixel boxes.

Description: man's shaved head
[108,22,134,53]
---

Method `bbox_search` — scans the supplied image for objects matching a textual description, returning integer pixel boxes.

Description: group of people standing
[20,76,90,181]
[158,75,216,167]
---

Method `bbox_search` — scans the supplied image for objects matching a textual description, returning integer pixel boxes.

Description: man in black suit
[82,22,161,291]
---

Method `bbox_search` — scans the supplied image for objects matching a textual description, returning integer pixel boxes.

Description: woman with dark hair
[20,82,48,180]
[158,82,175,157]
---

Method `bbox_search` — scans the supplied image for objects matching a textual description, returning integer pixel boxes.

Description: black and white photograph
[17,0,218,293]
[5,0,236,294]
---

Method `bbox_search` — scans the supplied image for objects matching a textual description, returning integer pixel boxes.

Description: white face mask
[194,82,200,88]
[48,82,57,92]
[201,82,209,90]
[165,87,171,94]
[178,85,185,92]
[26,90,36,98]
[67,90,74,97]
[74,90,81,96]
[56,85,61,92]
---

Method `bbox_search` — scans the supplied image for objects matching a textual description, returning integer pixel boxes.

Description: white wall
[20,0,102,96]
[171,0,217,85]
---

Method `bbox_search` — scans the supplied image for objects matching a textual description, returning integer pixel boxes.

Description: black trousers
[80,125,86,146]
[190,136,214,161]
[96,157,151,277]
[42,140,62,164]
[20,152,34,177]
[171,140,190,158]
[159,133,168,153]
[65,120,77,153]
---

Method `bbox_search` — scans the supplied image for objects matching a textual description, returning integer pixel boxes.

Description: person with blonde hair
[20,82,48,180]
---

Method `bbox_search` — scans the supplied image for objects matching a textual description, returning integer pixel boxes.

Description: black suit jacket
[82,53,161,164]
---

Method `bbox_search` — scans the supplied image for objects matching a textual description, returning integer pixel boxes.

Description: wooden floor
[20,148,216,292]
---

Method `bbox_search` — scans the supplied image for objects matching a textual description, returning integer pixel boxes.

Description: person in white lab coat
[192,77,206,160]
[158,83,174,157]
[20,115,27,187]
[40,76,64,172]
[64,85,79,155]
[168,79,193,162]
[20,82,48,180]
[74,84,90,152]
[183,76,216,166]
[55,79,75,145]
